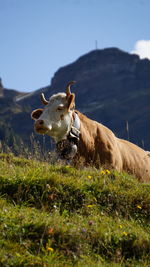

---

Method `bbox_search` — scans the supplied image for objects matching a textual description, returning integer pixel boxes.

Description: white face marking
[36,93,73,142]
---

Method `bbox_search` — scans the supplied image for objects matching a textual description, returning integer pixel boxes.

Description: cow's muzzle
[34,119,49,134]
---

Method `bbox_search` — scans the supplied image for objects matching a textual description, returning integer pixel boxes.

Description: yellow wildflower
[100,170,106,175]
[47,247,54,252]
[86,204,94,208]
[100,169,111,175]
[122,231,128,236]
[88,175,92,179]
[136,205,142,209]
[119,225,123,229]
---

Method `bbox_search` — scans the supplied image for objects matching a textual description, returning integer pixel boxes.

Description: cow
[31,81,150,182]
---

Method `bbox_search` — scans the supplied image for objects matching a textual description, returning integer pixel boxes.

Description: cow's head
[31,81,76,142]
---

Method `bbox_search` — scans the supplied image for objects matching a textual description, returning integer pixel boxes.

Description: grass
[0,153,150,266]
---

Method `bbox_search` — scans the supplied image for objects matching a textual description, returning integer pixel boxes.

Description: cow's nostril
[38,120,44,125]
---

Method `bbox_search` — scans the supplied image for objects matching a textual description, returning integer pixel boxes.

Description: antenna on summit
[95,40,98,50]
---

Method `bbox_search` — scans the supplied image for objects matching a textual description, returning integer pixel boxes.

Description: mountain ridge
[1,47,150,150]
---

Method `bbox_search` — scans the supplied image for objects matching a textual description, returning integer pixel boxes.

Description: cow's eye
[57,106,64,111]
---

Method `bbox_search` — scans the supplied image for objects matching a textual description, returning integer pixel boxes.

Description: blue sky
[0,0,150,92]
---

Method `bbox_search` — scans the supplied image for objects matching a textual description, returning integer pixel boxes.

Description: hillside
[0,154,150,266]
[1,47,150,150]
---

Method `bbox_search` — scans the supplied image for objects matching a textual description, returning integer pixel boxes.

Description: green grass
[0,153,150,266]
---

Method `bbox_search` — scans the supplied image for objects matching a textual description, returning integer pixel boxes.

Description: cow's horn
[66,81,76,96]
[41,93,49,105]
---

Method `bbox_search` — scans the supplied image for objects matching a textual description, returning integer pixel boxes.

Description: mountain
[1,47,150,150]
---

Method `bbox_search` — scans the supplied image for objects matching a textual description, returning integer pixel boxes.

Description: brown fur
[74,111,150,182]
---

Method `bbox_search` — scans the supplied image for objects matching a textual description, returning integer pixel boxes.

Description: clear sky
[0,0,150,92]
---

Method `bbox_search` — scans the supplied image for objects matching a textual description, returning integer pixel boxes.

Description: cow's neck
[76,111,104,164]
[55,110,81,160]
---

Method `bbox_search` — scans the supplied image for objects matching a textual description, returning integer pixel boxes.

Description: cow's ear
[31,109,43,120]
[67,93,75,110]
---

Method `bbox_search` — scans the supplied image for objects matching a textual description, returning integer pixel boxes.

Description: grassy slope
[0,153,150,266]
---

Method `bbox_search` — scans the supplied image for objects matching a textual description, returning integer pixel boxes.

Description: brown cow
[31,81,150,182]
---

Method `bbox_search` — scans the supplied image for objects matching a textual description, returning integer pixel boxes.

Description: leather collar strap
[56,111,80,160]
[68,111,80,140]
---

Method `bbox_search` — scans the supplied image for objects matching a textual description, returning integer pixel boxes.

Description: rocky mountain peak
[0,78,4,98]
